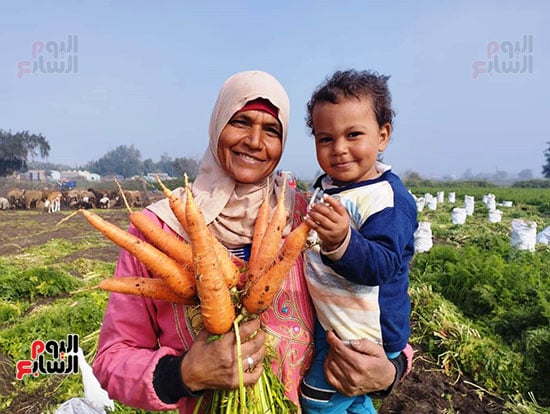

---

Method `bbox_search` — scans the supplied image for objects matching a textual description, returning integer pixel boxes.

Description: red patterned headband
[238,98,279,119]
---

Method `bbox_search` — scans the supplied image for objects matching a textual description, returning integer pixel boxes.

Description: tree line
[0,129,199,179]
[2,129,550,180]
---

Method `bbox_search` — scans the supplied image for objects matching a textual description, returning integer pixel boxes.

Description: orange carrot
[115,178,193,267]
[129,210,193,267]
[156,176,189,233]
[99,277,196,304]
[212,236,241,289]
[65,209,196,301]
[158,175,240,288]
[247,175,288,285]
[249,183,271,267]
[184,180,235,334]
[243,222,311,314]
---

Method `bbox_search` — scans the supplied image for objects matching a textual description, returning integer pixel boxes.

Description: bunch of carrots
[59,175,311,414]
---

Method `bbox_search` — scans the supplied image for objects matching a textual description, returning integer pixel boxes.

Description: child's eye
[317,136,332,144]
[348,131,363,138]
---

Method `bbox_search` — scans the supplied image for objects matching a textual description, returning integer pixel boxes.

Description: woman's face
[217,110,283,184]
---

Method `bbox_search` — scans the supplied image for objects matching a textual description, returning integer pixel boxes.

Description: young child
[300,69,418,413]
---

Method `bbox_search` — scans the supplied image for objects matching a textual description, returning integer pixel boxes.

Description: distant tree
[543,141,550,178]
[402,170,423,184]
[88,144,143,178]
[461,168,473,180]
[0,129,50,176]
[518,169,533,180]
[156,153,177,177]
[493,170,508,183]
[172,157,199,179]
[142,158,155,175]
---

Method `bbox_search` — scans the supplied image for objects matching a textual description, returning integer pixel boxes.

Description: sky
[1,0,548,180]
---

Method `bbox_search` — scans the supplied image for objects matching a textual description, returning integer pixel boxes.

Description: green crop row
[410,187,549,410]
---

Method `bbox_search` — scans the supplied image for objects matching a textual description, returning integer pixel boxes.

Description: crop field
[0,184,548,413]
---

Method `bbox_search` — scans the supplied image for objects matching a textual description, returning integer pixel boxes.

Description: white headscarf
[148,70,294,248]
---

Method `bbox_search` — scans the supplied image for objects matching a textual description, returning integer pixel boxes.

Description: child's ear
[378,123,391,151]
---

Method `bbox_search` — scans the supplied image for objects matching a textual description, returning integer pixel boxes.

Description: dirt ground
[0,209,507,413]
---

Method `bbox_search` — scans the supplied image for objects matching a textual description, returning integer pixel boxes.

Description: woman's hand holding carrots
[62,177,314,412]
[179,319,266,392]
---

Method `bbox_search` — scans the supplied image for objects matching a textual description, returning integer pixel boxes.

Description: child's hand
[305,194,349,251]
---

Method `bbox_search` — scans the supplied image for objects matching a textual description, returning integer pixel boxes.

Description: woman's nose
[244,125,262,148]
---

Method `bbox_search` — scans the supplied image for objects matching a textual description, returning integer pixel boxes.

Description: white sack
[416,197,425,212]
[488,209,502,223]
[464,195,475,216]
[536,225,550,245]
[511,219,537,251]
[484,194,496,211]
[414,221,433,253]
[452,207,467,225]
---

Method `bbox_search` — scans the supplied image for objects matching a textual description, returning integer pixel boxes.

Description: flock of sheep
[0,187,145,212]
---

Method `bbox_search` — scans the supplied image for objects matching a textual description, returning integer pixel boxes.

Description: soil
[0,208,507,414]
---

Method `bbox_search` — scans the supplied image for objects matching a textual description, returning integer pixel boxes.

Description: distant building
[24,169,48,182]
[145,172,170,182]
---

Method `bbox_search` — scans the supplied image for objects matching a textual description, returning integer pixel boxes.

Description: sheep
[0,197,10,210]
[7,188,24,209]
[98,196,110,209]
[45,191,62,213]
[23,190,44,209]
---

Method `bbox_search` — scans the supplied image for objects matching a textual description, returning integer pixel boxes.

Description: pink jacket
[93,206,315,412]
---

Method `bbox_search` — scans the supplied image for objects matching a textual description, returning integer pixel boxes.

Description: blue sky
[1,1,548,180]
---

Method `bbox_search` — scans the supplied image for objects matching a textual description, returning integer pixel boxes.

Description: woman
[92,70,404,412]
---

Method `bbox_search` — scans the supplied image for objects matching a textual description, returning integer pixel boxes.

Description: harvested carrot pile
[58,175,311,414]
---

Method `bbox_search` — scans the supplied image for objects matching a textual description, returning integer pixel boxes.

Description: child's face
[312,96,390,186]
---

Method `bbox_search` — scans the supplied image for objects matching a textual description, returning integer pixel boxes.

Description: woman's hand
[323,330,396,396]
[179,318,266,392]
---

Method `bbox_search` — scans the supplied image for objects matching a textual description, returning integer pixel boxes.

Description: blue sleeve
[322,192,417,286]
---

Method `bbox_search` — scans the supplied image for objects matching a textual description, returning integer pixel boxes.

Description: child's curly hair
[306,69,395,134]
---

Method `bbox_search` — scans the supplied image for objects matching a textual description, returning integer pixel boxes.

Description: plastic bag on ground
[54,398,106,414]
[77,347,114,411]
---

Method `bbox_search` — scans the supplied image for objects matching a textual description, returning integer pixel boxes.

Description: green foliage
[0,292,107,361]
[0,265,80,302]
[0,301,26,323]
[410,285,526,396]
[411,238,550,405]
[522,327,550,406]
[86,144,143,178]
[411,186,550,216]
[0,129,50,176]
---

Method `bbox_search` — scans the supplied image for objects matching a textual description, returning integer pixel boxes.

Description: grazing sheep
[0,197,10,210]
[7,188,24,209]
[45,191,62,213]
[98,196,110,209]
[23,189,44,209]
